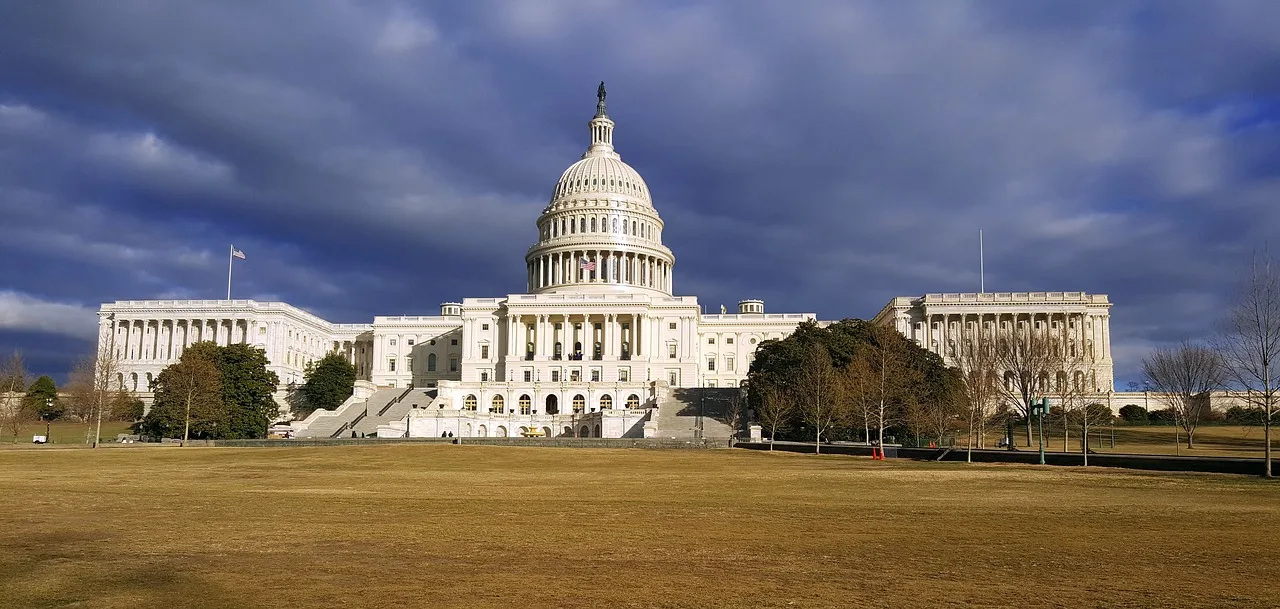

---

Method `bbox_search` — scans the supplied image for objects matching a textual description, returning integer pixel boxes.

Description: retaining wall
[735,441,1274,476]
[207,437,728,449]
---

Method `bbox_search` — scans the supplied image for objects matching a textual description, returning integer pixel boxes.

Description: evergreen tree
[26,375,63,423]
[300,352,357,417]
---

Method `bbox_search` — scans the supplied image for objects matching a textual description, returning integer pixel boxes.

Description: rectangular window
[591,369,601,382]
[388,358,396,372]
[594,323,602,331]
[551,370,561,382]
[707,380,717,388]
[451,339,458,345]
[481,345,490,359]
[389,339,397,346]
[389,380,396,388]
[708,337,715,344]
[407,339,415,346]
[726,337,734,345]
[726,356,735,372]
[555,322,563,330]
[668,344,677,358]
[258,327,266,334]
[668,371,679,386]
[668,322,677,330]
[619,368,629,382]
[707,357,716,371]
[571,369,581,382]
[480,371,489,382]
[449,358,458,372]
[523,370,532,382]
[405,356,412,370]
[482,323,490,331]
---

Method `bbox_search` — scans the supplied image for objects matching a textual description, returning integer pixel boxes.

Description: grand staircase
[650,387,741,440]
[293,387,427,438]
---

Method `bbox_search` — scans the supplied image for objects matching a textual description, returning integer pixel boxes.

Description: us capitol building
[96,85,1115,439]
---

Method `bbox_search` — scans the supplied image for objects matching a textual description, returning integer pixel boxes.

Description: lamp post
[1035,397,1047,465]
[45,397,53,443]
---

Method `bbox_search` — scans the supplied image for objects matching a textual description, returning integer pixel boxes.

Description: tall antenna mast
[979,229,985,293]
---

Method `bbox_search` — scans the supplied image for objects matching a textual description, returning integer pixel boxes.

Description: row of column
[106,318,246,361]
[915,311,1111,368]
[528,250,671,292]
[506,313,643,360]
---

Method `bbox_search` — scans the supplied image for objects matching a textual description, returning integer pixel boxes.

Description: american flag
[580,258,595,271]
[231,248,246,260]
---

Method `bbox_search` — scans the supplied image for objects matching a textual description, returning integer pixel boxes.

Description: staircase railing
[378,387,415,417]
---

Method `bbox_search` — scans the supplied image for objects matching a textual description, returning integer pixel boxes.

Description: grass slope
[0,445,1277,608]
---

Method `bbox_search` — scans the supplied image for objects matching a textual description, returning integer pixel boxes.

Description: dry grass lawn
[983,424,1278,458]
[0,444,1277,608]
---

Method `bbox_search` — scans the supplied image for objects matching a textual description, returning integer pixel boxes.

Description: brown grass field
[0,421,134,446]
[981,424,1278,458]
[0,444,1277,609]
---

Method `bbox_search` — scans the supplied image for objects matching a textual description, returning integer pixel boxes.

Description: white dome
[552,155,651,206]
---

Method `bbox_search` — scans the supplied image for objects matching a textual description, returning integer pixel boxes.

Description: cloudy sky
[1,1,1278,387]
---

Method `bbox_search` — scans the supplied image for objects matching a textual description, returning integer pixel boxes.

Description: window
[523,370,532,382]
[612,218,618,232]
[572,394,585,413]
[491,395,505,413]
[407,339,415,346]
[480,371,489,382]
[591,369,601,382]
[482,323,489,331]
[591,217,597,232]
[750,338,757,345]
[600,394,613,409]
[429,339,436,345]
[427,353,437,372]
[570,369,581,382]
[708,337,715,344]
[405,356,412,370]
[258,326,266,335]
[481,345,489,359]
[669,322,677,330]
[519,394,531,415]
[619,368,629,382]
[726,356,735,372]
[551,370,560,382]
[707,357,716,371]
[451,339,458,346]
[726,337,734,345]
[390,339,397,346]
[626,394,640,408]
[449,357,458,372]
[594,323,602,331]
[388,358,397,372]
[668,371,679,386]
[707,380,717,388]
[668,344,677,358]
[464,395,477,411]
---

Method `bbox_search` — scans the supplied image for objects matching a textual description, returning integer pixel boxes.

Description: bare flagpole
[979,229,985,293]
[227,244,234,301]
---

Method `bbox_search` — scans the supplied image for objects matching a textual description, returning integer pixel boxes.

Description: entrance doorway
[546,394,559,415]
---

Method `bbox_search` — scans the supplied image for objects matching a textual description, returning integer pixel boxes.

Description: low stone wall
[735,441,1274,476]
[207,437,729,449]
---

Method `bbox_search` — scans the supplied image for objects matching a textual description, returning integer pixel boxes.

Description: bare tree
[1215,250,1280,477]
[796,343,841,453]
[1142,341,1225,450]
[840,355,874,443]
[993,325,1063,447]
[0,351,30,442]
[952,332,1001,462]
[866,326,917,451]
[754,381,794,450]
[1052,337,1100,464]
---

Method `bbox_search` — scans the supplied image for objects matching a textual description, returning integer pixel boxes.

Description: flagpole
[979,229,985,293]
[227,244,234,301]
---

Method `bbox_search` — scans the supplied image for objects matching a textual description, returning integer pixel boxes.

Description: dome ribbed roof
[552,155,651,204]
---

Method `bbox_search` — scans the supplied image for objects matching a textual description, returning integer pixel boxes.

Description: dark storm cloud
[1,0,1278,385]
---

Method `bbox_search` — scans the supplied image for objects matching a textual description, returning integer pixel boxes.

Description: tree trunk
[1063,411,1069,452]
[1082,419,1088,467]
[1024,414,1032,447]
[1265,413,1272,478]
[182,389,193,448]
[815,427,821,454]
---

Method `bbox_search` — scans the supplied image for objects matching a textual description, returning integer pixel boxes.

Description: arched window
[491,395,505,413]
[560,218,566,236]
[572,394,585,414]
[554,342,563,359]
[632,220,637,235]
[612,217,618,232]
[427,353,437,371]
[626,394,640,408]
[464,394,477,411]
[600,394,613,410]
[519,394,532,415]
[591,217,597,232]
[579,217,585,233]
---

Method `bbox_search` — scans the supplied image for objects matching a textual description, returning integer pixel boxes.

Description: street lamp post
[45,397,53,443]
[1034,397,1047,465]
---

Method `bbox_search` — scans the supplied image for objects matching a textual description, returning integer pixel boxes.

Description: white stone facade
[872,291,1115,392]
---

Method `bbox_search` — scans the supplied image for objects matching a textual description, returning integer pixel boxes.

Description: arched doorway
[572,394,585,414]
[496,425,508,438]
[579,425,590,438]
[562,426,573,437]
[478,424,488,437]
[593,424,601,438]
[464,423,472,437]
[546,394,559,415]
[541,426,553,437]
